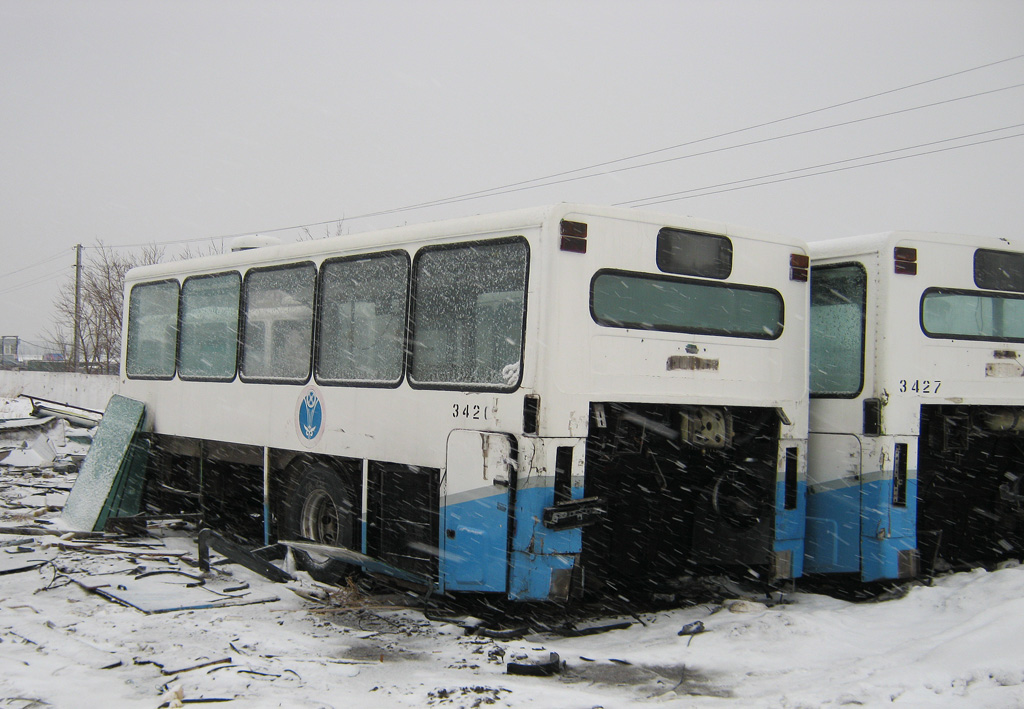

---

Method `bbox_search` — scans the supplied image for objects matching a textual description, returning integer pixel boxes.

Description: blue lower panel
[509,485,582,601]
[805,485,861,574]
[440,493,509,593]
[774,480,806,578]
[509,551,577,601]
[861,477,916,582]
[804,478,917,581]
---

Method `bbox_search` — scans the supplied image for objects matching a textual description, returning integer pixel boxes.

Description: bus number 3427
[898,379,942,394]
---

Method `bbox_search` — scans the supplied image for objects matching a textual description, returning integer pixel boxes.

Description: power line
[348,82,1024,214]
[81,236,220,250]
[0,250,69,280]
[89,78,1024,254]
[91,219,343,252]
[0,266,70,297]
[63,52,1024,252]
[16,338,62,351]
[618,127,1024,208]
[341,53,1024,220]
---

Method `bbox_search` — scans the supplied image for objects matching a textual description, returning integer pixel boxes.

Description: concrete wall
[0,371,120,412]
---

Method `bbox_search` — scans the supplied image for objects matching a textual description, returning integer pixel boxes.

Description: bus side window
[411,238,528,390]
[126,280,179,379]
[317,252,408,385]
[241,263,316,382]
[178,272,241,381]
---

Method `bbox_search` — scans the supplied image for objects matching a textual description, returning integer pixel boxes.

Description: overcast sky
[2,0,1022,345]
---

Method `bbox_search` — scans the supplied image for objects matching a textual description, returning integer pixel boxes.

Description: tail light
[894,247,917,275]
[560,220,587,254]
[790,253,809,282]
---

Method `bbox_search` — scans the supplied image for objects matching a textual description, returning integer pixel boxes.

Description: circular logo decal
[296,386,324,447]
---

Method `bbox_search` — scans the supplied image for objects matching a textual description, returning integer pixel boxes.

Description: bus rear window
[126,280,179,379]
[590,270,783,339]
[921,288,1024,342]
[975,249,1024,292]
[656,228,732,279]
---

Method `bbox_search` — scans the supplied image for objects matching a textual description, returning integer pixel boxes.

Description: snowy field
[2,397,1023,708]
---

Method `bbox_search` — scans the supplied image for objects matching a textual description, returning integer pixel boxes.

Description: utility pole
[72,244,82,373]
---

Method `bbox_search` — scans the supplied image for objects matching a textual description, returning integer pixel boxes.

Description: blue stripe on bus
[804,477,917,580]
[439,492,509,592]
[509,483,583,601]
[438,476,807,598]
[439,481,582,600]
[774,479,807,577]
[509,550,577,601]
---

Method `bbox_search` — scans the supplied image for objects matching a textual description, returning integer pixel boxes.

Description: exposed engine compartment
[580,402,783,596]
[918,405,1024,571]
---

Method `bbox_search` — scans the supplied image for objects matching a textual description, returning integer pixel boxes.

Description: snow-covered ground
[2,397,1023,708]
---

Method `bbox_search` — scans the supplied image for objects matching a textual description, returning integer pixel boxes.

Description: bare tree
[175,241,224,261]
[47,242,163,374]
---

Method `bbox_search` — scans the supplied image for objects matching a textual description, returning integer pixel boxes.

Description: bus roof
[125,203,805,283]
[808,231,1021,261]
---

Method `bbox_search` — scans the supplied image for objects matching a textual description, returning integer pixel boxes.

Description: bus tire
[283,465,356,584]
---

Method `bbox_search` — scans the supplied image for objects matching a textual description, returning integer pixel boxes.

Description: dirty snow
[2,398,1023,708]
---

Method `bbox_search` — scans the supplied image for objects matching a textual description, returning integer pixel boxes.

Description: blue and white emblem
[296,386,324,446]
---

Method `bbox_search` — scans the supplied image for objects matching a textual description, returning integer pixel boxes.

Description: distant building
[1,336,68,370]
[1,336,19,369]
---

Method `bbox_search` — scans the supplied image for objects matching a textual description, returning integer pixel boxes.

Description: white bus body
[121,204,809,601]
[807,232,1024,581]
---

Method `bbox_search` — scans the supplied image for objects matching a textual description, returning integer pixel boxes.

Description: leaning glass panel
[241,264,316,381]
[126,280,179,379]
[178,272,241,381]
[318,252,408,384]
[809,264,867,397]
[922,289,1024,342]
[591,270,783,339]
[411,238,528,389]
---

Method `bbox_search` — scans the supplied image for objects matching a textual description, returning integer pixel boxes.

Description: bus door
[440,430,513,593]
[805,432,863,574]
[859,436,917,581]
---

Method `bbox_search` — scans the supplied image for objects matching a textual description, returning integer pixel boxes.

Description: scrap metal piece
[70,572,278,614]
[507,652,562,676]
[542,496,605,531]
[197,528,292,583]
[28,396,104,428]
[677,620,706,636]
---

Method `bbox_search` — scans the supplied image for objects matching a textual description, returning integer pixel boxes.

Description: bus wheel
[284,465,355,584]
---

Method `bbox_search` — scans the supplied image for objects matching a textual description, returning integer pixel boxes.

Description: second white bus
[807,231,1024,581]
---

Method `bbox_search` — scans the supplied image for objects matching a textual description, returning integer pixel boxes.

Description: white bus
[121,204,809,601]
[807,232,1024,581]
